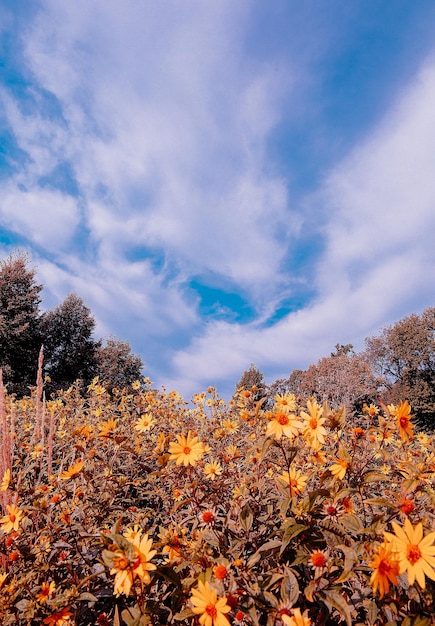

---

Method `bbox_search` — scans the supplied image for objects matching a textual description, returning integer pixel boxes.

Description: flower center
[378,558,393,575]
[202,511,214,523]
[400,417,409,428]
[277,413,289,425]
[205,604,217,618]
[183,446,191,454]
[9,515,16,523]
[407,544,422,564]
[309,418,317,429]
[311,552,326,567]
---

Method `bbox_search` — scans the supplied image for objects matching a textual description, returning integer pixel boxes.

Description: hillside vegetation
[1,369,435,625]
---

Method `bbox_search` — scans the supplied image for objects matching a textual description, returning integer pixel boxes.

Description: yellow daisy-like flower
[222,419,239,433]
[369,540,400,598]
[273,393,297,413]
[134,413,155,432]
[190,579,231,626]
[204,461,223,481]
[282,608,311,626]
[98,417,118,438]
[131,380,141,390]
[168,432,204,466]
[59,460,84,480]
[0,468,11,492]
[278,467,308,498]
[329,458,349,480]
[107,532,157,596]
[266,412,303,440]
[301,399,327,450]
[123,524,143,542]
[384,519,435,589]
[395,400,414,443]
[0,503,24,533]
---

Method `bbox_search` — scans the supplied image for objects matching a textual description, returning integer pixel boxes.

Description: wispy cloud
[1,2,435,398]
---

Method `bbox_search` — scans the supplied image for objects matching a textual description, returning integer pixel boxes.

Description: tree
[364,307,435,429]
[268,348,378,414]
[42,293,99,391]
[95,337,144,392]
[235,363,267,404]
[0,252,42,392]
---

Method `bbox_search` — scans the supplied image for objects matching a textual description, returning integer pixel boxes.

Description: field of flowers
[1,367,435,625]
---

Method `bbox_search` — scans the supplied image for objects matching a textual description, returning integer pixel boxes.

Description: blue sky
[1,1,435,398]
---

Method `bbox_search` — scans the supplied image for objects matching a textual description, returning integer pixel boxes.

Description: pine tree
[42,293,99,391]
[0,252,42,392]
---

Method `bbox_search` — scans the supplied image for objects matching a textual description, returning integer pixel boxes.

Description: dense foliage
[0,254,144,394]
[1,369,435,625]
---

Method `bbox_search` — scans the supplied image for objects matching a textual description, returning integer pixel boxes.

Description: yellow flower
[0,503,24,533]
[134,413,155,432]
[0,468,11,492]
[132,380,141,390]
[123,524,143,542]
[273,393,297,413]
[384,519,435,588]
[59,460,84,480]
[98,417,118,438]
[204,461,223,481]
[362,403,379,417]
[282,608,311,626]
[222,419,239,433]
[266,412,303,440]
[106,532,157,596]
[329,458,349,480]
[37,581,56,604]
[190,579,231,626]
[369,540,400,598]
[169,432,204,466]
[278,467,308,498]
[301,399,327,450]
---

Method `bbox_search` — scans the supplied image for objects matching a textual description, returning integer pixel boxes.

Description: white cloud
[165,56,435,397]
[0,183,80,250]
[17,1,293,306]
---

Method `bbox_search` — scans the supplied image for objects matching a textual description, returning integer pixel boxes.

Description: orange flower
[214,564,228,580]
[369,540,400,598]
[37,581,56,604]
[398,498,415,516]
[395,400,414,442]
[43,607,73,625]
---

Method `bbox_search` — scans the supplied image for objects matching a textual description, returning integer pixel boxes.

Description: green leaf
[240,503,254,532]
[280,568,299,606]
[335,545,358,583]
[77,592,99,602]
[339,513,363,534]
[280,523,309,554]
[321,589,352,626]
[361,471,386,484]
